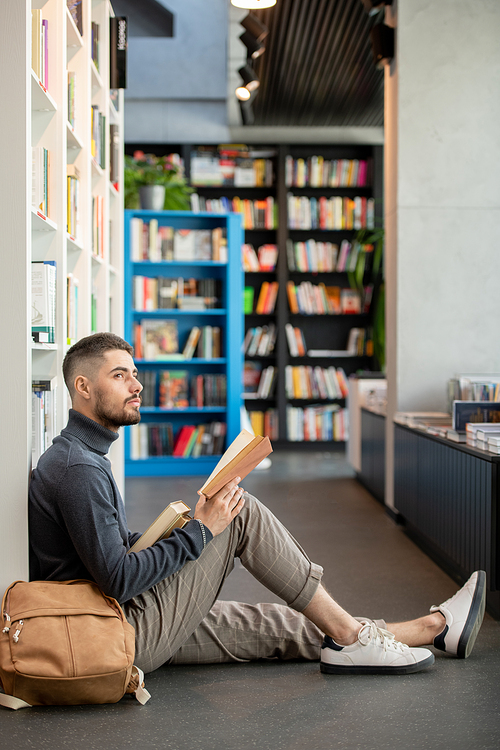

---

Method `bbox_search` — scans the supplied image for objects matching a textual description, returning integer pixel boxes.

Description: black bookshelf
[125,142,383,448]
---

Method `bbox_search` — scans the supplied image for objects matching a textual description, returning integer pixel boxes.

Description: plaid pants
[123,493,326,673]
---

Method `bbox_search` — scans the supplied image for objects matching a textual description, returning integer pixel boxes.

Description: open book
[198,429,272,499]
[128,431,272,552]
[128,501,192,554]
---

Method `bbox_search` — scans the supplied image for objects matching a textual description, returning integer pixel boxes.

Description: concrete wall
[124,0,230,142]
[384,0,500,507]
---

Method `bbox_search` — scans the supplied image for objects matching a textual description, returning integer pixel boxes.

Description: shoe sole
[457,569,486,659]
[320,653,435,675]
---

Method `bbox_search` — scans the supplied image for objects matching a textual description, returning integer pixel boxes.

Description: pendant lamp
[231,1,277,9]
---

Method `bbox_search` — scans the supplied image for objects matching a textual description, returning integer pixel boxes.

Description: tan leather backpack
[0,579,150,709]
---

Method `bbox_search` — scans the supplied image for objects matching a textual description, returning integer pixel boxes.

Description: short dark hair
[63,332,134,398]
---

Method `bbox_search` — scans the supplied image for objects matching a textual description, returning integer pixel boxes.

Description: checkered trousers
[123,492,325,673]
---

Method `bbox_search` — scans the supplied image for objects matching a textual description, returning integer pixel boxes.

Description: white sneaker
[430,570,486,658]
[320,622,435,675]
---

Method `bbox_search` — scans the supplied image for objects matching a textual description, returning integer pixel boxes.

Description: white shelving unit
[0,0,124,591]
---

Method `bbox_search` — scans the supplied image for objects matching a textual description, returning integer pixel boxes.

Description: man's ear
[74,375,91,400]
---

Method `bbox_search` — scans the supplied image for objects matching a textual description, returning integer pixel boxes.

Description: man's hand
[193,477,245,536]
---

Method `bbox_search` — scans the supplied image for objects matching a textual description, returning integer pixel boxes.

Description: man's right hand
[193,477,245,536]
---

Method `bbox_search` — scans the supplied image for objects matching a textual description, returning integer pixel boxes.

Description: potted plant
[348,226,385,371]
[124,151,193,211]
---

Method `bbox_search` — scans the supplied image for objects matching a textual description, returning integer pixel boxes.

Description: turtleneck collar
[62,409,120,455]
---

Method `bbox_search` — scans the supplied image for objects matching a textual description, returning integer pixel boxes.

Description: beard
[94,388,142,430]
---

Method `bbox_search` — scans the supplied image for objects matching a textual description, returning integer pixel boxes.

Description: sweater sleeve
[56,463,213,603]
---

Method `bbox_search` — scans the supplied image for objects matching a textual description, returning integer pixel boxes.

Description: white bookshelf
[0,0,124,591]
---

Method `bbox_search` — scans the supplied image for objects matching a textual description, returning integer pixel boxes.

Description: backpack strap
[0,693,31,710]
[128,665,151,705]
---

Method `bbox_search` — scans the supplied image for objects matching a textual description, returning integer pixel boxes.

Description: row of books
[285,365,349,401]
[243,363,277,399]
[287,195,375,231]
[190,194,277,230]
[32,261,56,344]
[248,408,279,441]
[285,157,370,188]
[395,403,500,444]
[242,244,278,272]
[32,378,57,468]
[287,281,363,315]
[447,375,500,410]
[132,276,221,312]
[243,323,277,357]
[130,219,228,262]
[286,239,369,273]
[32,147,50,218]
[285,324,371,358]
[286,405,348,442]
[90,105,106,170]
[129,421,227,459]
[138,369,226,409]
[243,282,279,314]
[32,10,49,89]
[190,148,274,187]
[133,321,222,361]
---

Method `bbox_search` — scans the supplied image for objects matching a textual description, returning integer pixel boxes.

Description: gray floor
[2,452,500,749]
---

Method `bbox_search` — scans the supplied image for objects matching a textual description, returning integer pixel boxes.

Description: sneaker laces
[358,622,410,653]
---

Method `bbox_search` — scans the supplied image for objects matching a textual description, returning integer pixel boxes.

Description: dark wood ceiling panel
[249,0,384,127]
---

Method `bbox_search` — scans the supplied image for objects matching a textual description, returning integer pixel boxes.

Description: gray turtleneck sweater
[29,409,212,604]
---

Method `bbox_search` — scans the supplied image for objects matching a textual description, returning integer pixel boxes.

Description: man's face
[90,349,143,431]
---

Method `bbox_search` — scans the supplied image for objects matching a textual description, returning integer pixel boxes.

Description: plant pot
[139,185,165,211]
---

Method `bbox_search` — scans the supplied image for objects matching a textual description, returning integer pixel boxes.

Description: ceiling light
[235,86,252,101]
[231,1,277,10]
[240,30,266,59]
[238,64,260,91]
[241,13,269,42]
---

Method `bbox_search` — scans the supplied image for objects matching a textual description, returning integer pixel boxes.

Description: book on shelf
[190,194,277,230]
[285,365,348,400]
[133,276,220,311]
[67,1,83,37]
[285,156,370,188]
[453,402,500,432]
[191,374,227,407]
[255,281,278,314]
[199,429,272,499]
[128,501,193,553]
[285,324,306,357]
[140,319,179,360]
[287,194,374,231]
[90,105,106,169]
[31,261,56,344]
[447,373,500,411]
[91,22,99,70]
[394,412,451,428]
[32,377,57,468]
[243,286,255,314]
[109,17,127,89]
[286,281,361,316]
[31,10,49,89]
[306,327,369,358]
[158,370,189,409]
[243,361,262,395]
[32,147,50,217]
[182,326,201,359]
[190,146,274,187]
[242,244,278,272]
[286,404,347,442]
[130,219,226,263]
[195,326,221,359]
[248,408,279,441]
[243,323,276,357]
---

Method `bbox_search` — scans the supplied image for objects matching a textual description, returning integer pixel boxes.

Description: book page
[200,429,255,492]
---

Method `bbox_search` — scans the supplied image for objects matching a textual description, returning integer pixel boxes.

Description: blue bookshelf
[124,209,244,476]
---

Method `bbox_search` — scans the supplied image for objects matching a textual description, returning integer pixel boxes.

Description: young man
[29,333,486,675]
